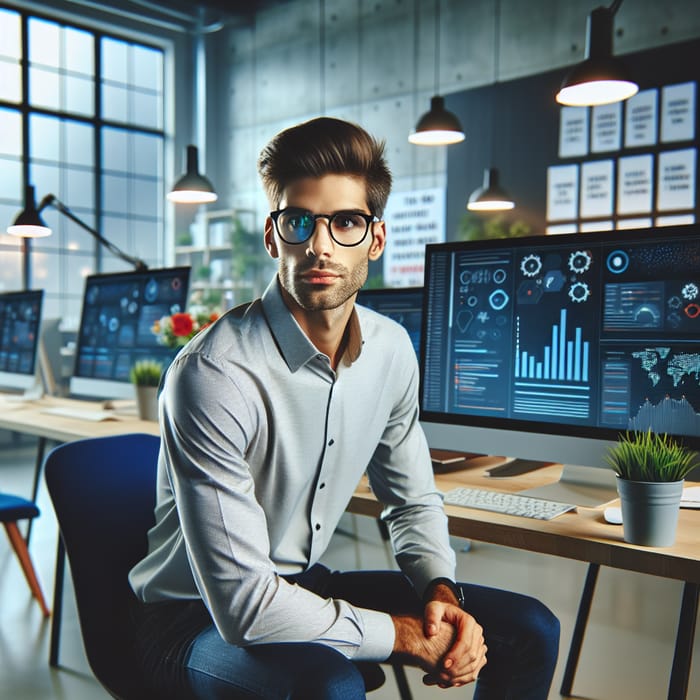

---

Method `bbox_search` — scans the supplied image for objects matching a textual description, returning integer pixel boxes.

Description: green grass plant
[605,429,700,482]
[129,359,163,387]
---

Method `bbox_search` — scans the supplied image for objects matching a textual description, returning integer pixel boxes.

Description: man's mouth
[301,270,340,285]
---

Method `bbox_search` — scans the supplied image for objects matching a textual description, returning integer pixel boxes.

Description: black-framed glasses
[270,207,378,247]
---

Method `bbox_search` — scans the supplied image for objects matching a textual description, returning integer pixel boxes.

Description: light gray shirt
[129,277,456,661]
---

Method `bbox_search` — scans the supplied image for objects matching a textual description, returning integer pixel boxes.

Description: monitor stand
[518,464,618,507]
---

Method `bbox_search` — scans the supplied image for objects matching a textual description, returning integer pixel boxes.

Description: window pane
[0,249,22,292]
[0,157,22,202]
[0,9,21,58]
[132,45,162,92]
[0,108,22,156]
[103,127,129,172]
[132,177,158,218]
[133,133,162,176]
[65,120,94,167]
[132,90,161,129]
[103,173,128,214]
[64,26,94,75]
[0,60,21,102]
[101,37,128,83]
[65,74,94,115]
[65,167,95,210]
[29,65,60,110]
[102,83,129,122]
[29,18,60,67]
[29,114,61,161]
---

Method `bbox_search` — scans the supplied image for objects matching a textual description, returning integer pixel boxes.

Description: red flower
[170,312,195,337]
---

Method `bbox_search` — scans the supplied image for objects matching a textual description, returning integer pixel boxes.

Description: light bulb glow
[556,79,638,106]
[408,129,466,146]
[7,224,52,238]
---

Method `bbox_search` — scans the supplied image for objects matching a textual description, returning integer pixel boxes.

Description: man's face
[264,174,386,312]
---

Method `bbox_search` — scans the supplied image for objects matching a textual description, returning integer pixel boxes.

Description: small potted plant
[129,359,163,422]
[605,429,699,546]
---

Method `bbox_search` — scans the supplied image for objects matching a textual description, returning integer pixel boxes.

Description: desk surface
[0,394,159,442]
[349,457,700,584]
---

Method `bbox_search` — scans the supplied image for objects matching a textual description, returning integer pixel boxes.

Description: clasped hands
[392,589,487,689]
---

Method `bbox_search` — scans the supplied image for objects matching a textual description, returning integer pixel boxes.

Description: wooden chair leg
[4,521,50,617]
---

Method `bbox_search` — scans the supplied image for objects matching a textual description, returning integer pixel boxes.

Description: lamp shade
[556,6,638,107]
[408,96,466,146]
[167,145,218,204]
[7,186,52,238]
[467,168,515,212]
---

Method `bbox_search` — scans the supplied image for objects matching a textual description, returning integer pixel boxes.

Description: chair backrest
[44,433,160,699]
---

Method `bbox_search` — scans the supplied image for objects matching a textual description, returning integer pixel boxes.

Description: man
[129,117,559,699]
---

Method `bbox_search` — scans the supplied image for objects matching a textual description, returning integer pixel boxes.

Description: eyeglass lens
[274,209,372,246]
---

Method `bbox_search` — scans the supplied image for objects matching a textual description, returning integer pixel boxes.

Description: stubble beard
[279,257,369,311]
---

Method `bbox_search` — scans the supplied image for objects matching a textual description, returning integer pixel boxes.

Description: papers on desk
[40,406,118,422]
[680,486,700,509]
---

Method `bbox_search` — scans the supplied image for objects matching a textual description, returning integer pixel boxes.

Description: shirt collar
[261,277,364,372]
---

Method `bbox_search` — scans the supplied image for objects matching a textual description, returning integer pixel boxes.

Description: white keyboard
[40,406,117,422]
[443,487,576,520]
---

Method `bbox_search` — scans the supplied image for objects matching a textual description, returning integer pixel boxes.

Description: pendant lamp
[408,0,465,146]
[467,169,515,212]
[556,1,638,107]
[167,145,218,204]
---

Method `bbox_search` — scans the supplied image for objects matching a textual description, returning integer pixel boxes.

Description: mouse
[603,506,623,525]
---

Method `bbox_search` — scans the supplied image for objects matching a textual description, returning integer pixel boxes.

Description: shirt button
[328,439,335,446]
[319,482,326,489]
[315,523,321,531]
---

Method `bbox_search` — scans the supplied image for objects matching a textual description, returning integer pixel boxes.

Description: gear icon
[568,250,592,273]
[682,283,699,300]
[520,254,542,277]
[568,281,590,303]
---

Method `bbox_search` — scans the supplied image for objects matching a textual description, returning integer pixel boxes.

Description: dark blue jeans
[181,565,560,699]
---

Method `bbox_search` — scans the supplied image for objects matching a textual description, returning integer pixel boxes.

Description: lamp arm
[38,195,148,271]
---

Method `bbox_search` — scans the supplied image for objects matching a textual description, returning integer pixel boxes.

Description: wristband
[424,577,465,608]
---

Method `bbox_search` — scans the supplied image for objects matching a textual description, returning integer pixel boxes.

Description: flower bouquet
[152,309,219,348]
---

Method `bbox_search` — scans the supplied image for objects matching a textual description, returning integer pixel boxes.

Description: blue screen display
[420,225,700,448]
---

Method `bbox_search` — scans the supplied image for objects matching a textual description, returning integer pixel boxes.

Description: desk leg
[667,581,699,700]
[560,562,600,696]
[49,536,65,667]
[25,436,47,544]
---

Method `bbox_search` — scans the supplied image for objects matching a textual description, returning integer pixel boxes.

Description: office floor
[0,433,698,699]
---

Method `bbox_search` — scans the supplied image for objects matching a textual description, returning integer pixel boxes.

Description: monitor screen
[357,287,424,360]
[71,267,191,400]
[419,225,700,476]
[0,289,44,392]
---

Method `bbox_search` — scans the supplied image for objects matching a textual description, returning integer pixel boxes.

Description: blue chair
[44,432,391,698]
[44,433,162,699]
[0,492,50,617]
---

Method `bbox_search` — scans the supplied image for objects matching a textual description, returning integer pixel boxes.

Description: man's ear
[368,221,386,261]
[264,217,279,259]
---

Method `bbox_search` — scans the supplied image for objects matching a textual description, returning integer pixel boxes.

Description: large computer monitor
[420,224,700,503]
[0,289,44,393]
[357,286,424,360]
[70,267,191,401]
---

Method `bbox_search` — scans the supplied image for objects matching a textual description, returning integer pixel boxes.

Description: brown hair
[257,117,392,217]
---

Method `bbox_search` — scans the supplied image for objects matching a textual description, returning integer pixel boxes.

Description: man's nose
[306,217,334,257]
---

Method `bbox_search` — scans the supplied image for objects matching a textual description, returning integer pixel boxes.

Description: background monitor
[419,224,700,502]
[0,289,44,392]
[70,267,191,401]
[357,286,424,360]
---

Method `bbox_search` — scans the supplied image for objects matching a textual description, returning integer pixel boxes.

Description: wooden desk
[349,458,699,699]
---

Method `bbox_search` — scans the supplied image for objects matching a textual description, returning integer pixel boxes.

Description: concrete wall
[211,0,700,232]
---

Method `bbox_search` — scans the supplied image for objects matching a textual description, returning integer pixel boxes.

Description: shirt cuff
[352,608,396,661]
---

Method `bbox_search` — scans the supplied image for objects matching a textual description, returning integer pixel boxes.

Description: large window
[0,5,166,325]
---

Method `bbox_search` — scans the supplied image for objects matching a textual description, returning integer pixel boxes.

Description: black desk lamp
[8,185,148,289]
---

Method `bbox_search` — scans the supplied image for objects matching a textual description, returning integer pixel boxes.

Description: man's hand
[422,582,487,688]
[391,614,456,674]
